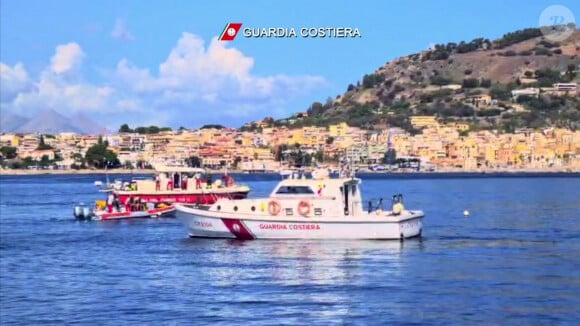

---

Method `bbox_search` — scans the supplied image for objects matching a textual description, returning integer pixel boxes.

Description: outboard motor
[73,203,92,220]
[82,206,92,219]
[73,205,84,219]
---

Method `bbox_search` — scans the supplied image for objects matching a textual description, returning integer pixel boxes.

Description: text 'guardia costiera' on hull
[242,27,362,38]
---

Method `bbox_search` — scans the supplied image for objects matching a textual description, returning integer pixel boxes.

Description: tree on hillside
[84,141,119,169]
[480,79,492,88]
[119,124,133,133]
[493,28,542,48]
[430,75,452,86]
[382,148,397,165]
[39,155,51,167]
[129,125,172,134]
[135,126,160,134]
[37,135,53,150]
[72,152,85,169]
[200,124,226,129]
[307,102,325,116]
[535,68,562,87]
[462,78,479,88]
[362,73,383,88]
[0,146,18,159]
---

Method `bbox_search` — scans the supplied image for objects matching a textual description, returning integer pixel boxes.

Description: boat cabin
[124,166,228,192]
[154,166,206,191]
[269,172,364,217]
[203,168,365,218]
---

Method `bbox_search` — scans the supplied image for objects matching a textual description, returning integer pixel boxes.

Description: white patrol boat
[175,168,425,240]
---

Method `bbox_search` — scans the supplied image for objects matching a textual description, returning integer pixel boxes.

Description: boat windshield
[275,186,314,194]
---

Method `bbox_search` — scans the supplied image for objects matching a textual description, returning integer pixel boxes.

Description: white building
[553,83,577,92]
[511,88,539,100]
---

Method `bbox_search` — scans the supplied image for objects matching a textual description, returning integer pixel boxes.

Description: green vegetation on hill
[261,27,579,133]
[119,124,172,134]
[84,137,120,168]
[36,135,53,150]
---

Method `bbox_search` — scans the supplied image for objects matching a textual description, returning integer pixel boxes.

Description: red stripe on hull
[116,192,248,205]
[221,218,255,240]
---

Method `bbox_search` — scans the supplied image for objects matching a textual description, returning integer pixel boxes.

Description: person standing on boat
[126,196,134,212]
[173,172,180,189]
[182,174,188,190]
[155,175,160,191]
[206,174,212,188]
[195,173,202,189]
[113,193,121,212]
[107,193,115,213]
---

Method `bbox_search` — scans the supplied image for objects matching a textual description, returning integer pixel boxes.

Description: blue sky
[1,0,578,130]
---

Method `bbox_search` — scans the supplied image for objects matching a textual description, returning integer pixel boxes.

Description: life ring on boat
[297,200,311,216]
[268,200,281,216]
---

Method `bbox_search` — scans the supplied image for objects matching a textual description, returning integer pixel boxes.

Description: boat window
[275,186,314,195]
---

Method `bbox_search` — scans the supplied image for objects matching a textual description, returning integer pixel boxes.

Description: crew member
[195,173,202,189]
[107,193,115,213]
[182,175,188,190]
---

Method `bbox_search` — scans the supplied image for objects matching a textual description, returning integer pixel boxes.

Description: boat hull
[116,191,249,205]
[175,208,423,240]
[87,206,176,221]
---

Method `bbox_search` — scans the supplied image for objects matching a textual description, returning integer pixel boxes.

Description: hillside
[264,27,580,133]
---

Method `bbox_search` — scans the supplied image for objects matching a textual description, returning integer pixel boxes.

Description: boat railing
[365,197,386,213]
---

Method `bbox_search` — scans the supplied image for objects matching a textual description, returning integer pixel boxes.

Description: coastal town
[1,115,578,173]
[2,27,578,174]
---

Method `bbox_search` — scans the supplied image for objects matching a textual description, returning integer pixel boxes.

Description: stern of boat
[398,210,424,239]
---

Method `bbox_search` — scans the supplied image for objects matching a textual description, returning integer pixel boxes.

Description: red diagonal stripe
[219,23,243,41]
[221,218,255,240]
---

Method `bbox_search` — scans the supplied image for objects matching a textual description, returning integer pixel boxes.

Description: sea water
[1,173,579,324]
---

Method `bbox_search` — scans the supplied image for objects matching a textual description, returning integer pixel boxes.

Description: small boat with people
[103,165,250,205]
[175,167,425,240]
[73,196,175,221]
